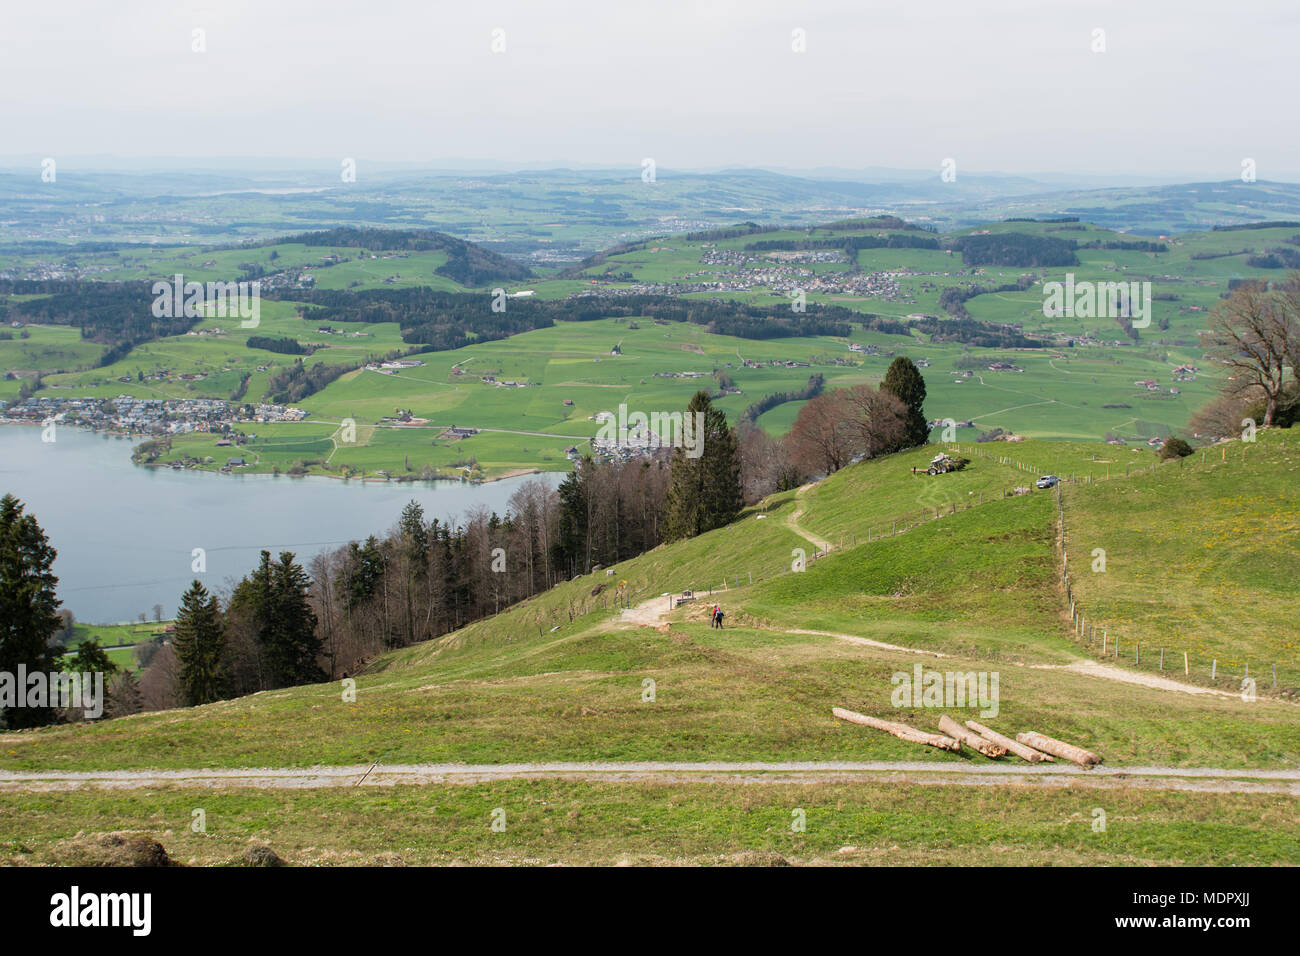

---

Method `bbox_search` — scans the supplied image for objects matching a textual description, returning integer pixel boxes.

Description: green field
[9,215,1291,478]
[3,781,1294,867]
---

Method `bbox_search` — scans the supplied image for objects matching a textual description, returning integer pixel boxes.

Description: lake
[0,425,553,624]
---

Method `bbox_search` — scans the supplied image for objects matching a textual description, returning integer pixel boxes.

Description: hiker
[711,604,720,628]
[715,607,724,629]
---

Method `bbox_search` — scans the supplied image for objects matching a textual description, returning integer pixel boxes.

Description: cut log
[833,708,961,751]
[1016,731,1102,767]
[938,715,1005,758]
[964,719,1054,763]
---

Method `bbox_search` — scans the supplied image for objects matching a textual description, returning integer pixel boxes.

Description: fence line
[1056,481,1289,696]
[540,437,1292,695]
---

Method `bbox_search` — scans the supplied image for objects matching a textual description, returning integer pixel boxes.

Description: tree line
[1,367,932,724]
[949,233,1079,267]
[281,289,878,349]
[0,280,197,363]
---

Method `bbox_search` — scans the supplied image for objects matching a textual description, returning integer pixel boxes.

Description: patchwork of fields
[5,215,1294,477]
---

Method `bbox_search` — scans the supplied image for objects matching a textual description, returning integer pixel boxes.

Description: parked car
[1035,475,1059,489]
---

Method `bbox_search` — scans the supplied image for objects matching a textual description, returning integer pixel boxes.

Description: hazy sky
[2,0,1296,179]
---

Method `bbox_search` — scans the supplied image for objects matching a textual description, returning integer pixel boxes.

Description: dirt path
[617,595,674,629]
[787,628,949,657]
[1032,659,1245,699]
[1,761,1293,794]
[786,483,833,553]
[616,598,1269,702]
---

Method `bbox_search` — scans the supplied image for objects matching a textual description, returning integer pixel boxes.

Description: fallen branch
[938,715,1005,758]
[833,708,961,751]
[964,719,1054,763]
[1016,731,1102,767]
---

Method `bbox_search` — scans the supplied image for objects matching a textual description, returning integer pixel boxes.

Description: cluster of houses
[697,247,847,269]
[572,261,905,301]
[365,359,424,374]
[589,432,672,463]
[740,359,812,370]
[1134,378,1181,395]
[848,343,901,359]
[480,374,534,388]
[0,395,307,435]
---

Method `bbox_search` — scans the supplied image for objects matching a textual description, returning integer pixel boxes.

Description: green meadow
[3,215,1295,477]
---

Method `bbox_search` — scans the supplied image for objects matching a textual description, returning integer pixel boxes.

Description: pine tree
[67,638,119,677]
[882,356,930,449]
[264,552,323,688]
[398,499,429,566]
[172,580,226,706]
[0,494,61,728]
[556,462,590,576]
[664,391,742,540]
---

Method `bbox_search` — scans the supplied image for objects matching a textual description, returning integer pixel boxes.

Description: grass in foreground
[1,780,1295,866]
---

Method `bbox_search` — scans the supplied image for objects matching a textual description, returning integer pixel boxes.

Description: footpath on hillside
[785,482,833,554]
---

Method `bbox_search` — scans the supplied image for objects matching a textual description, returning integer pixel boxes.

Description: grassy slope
[1,434,1294,864]
[3,436,1295,774]
[1063,430,1300,687]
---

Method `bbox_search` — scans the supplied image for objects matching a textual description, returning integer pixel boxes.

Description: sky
[2,0,1297,181]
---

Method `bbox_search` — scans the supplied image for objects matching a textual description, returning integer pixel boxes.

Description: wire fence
[1056,479,1294,698]
[531,437,1295,698]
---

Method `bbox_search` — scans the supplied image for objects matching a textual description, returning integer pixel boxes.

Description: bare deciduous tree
[1206,275,1300,426]
[789,391,858,475]
[843,384,908,461]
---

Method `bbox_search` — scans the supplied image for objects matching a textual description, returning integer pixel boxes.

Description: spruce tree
[556,460,590,575]
[881,356,930,449]
[67,638,119,677]
[0,494,60,728]
[172,580,226,706]
[267,552,323,688]
[664,391,742,540]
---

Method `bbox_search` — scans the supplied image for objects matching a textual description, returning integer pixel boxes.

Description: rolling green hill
[1,430,1294,865]
[2,213,1294,479]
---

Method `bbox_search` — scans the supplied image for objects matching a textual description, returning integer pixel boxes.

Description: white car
[1035,475,1059,489]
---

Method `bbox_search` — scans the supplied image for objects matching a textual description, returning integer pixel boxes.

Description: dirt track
[0,761,1294,794]
[786,483,833,553]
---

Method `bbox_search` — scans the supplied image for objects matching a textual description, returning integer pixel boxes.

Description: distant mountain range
[2,163,1300,256]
